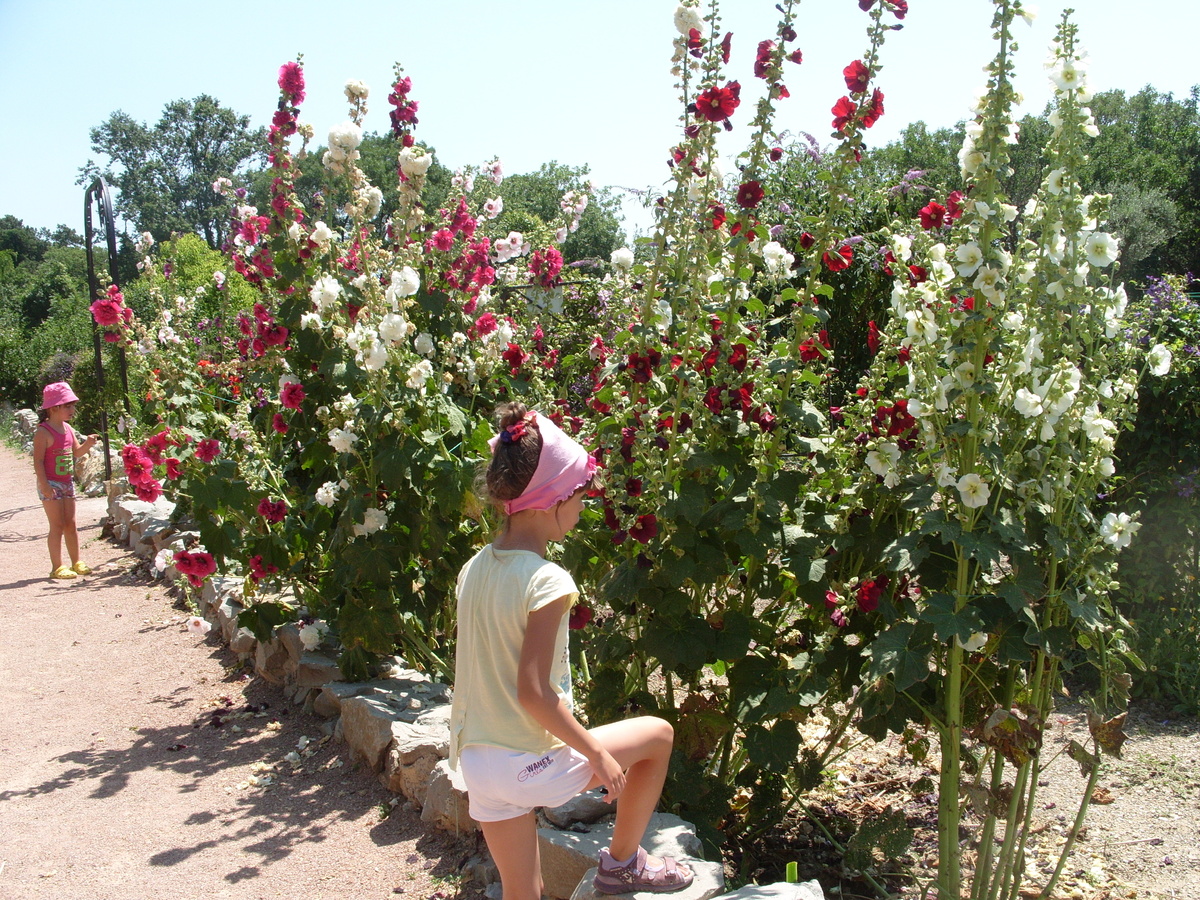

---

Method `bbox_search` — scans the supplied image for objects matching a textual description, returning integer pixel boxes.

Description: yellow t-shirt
[448,545,577,767]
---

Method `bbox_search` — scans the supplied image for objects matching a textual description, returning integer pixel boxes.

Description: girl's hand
[588,748,627,802]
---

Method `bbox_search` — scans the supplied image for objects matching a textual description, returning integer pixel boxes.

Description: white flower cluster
[299,619,331,650]
[323,121,363,174]
[560,190,589,234]
[493,231,530,263]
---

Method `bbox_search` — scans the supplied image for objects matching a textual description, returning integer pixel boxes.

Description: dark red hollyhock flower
[165,457,183,481]
[798,232,816,249]
[735,180,764,209]
[699,339,722,374]
[769,147,784,162]
[260,323,289,347]
[502,342,529,374]
[710,204,727,229]
[687,27,703,58]
[861,88,885,129]
[908,265,928,285]
[831,96,858,133]
[843,59,870,93]
[630,514,659,544]
[754,40,775,79]
[569,604,594,630]
[728,343,749,373]
[625,478,643,498]
[856,575,890,613]
[798,330,830,362]
[897,345,911,363]
[822,245,854,272]
[272,413,289,434]
[858,0,873,9]
[920,201,947,230]
[719,32,733,63]
[703,385,725,414]
[257,497,288,524]
[947,190,965,220]
[789,48,803,64]
[195,438,221,463]
[868,320,881,356]
[889,0,909,19]
[695,81,741,123]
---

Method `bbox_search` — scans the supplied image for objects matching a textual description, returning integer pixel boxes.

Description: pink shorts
[459,743,595,822]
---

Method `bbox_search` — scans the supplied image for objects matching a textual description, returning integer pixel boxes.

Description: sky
[1,0,1196,239]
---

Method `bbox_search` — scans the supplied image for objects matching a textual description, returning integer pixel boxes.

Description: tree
[79,96,265,250]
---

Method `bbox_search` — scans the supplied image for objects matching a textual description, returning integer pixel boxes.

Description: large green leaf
[865,622,933,692]
[920,592,986,644]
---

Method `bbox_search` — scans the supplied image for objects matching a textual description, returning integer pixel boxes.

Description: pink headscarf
[489,411,597,516]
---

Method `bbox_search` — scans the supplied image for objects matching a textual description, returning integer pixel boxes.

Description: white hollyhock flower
[954,243,984,277]
[311,221,334,245]
[287,221,304,243]
[866,444,901,487]
[310,275,342,312]
[957,632,989,652]
[1049,58,1086,93]
[298,622,326,651]
[610,247,635,271]
[936,464,958,488]
[956,473,991,509]
[362,340,388,372]
[188,616,212,635]
[1046,168,1067,195]
[153,547,175,574]
[344,79,369,100]
[1014,388,1045,418]
[314,481,340,507]
[1148,343,1172,376]
[378,313,408,343]
[398,147,433,177]
[388,266,421,300]
[1099,511,1141,549]
[300,311,323,330]
[1097,457,1116,478]
[674,4,703,36]
[328,427,359,454]
[354,507,388,536]
[406,360,433,390]
[328,121,363,155]
[1084,232,1119,267]
[414,332,435,356]
[761,241,795,277]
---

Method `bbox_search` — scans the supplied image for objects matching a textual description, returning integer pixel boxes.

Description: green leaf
[743,720,800,770]
[920,593,986,644]
[864,622,931,692]
[639,613,715,672]
[882,532,928,571]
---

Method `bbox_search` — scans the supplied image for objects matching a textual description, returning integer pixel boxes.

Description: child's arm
[70,425,98,457]
[32,427,51,495]
[517,596,627,799]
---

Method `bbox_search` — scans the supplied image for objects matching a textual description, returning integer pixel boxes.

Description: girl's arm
[32,427,51,493]
[517,596,627,799]
[70,424,98,457]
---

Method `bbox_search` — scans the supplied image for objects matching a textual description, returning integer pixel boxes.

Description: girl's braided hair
[484,402,543,507]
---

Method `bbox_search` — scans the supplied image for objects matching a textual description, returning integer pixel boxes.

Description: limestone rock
[293,651,341,688]
[340,694,403,770]
[380,721,449,804]
[254,635,296,685]
[544,790,614,828]
[717,882,825,900]
[540,813,706,900]
[229,627,256,656]
[13,408,39,436]
[420,760,476,834]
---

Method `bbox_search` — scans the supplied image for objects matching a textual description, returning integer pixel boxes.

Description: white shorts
[460,743,595,822]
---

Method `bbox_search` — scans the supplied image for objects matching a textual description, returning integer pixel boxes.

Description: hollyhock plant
[695,81,741,122]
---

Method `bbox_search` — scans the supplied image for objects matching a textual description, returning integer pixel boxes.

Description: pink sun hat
[41,381,80,409]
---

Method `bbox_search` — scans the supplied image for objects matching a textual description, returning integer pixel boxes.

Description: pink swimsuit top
[40,422,75,481]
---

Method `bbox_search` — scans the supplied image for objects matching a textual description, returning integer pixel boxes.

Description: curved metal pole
[84,176,128,481]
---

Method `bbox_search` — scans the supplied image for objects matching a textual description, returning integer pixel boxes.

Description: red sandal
[593,846,694,894]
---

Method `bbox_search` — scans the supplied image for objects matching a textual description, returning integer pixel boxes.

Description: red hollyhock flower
[710,204,727,229]
[799,232,816,249]
[687,27,703,58]
[502,342,530,374]
[260,323,289,347]
[719,32,733,64]
[769,147,784,162]
[165,457,182,481]
[754,41,775,79]
[947,190,965,220]
[569,604,594,630]
[861,88,885,129]
[280,381,306,410]
[529,247,564,288]
[90,297,123,327]
[195,438,221,463]
[703,385,725,414]
[856,575,890,613]
[278,62,306,103]
[257,497,288,524]
[843,59,870,93]
[135,479,163,503]
[831,96,857,133]
[888,0,909,19]
[822,245,854,272]
[798,330,830,362]
[695,81,741,123]
[868,321,881,356]
[789,49,803,64]
[908,265,928,285]
[728,343,749,373]
[248,555,279,581]
[630,514,659,544]
[919,201,947,230]
[735,180,764,209]
[272,413,289,434]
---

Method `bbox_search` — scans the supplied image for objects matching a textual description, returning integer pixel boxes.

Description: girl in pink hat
[448,402,693,900]
[33,381,98,579]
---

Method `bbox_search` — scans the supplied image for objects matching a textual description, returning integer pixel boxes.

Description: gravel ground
[0,441,484,900]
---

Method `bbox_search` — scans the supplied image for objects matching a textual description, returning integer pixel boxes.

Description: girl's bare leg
[479,812,542,900]
[61,497,80,564]
[584,716,676,862]
[41,498,66,571]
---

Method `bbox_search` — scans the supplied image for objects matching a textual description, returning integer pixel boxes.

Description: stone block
[277,622,304,664]
[718,882,825,900]
[420,760,476,834]
[544,790,615,828]
[540,813,705,900]
[254,635,296,685]
[215,597,244,644]
[293,651,341,688]
[340,694,403,771]
[229,627,256,655]
[379,720,449,803]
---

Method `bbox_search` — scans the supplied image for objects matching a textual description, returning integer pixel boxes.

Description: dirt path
[0,441,478,900]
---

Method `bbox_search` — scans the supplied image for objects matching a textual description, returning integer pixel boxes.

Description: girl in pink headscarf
[448,402,693,900]
[33,381,98,579]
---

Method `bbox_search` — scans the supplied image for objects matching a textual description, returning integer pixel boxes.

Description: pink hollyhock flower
[473,312,498,337]
[920,201,947,230]
[843,59,870,93]
[831,96,857,133]
[529,247,564,288]
[260,323,289,347]
[280,382,306,410]
[861,88,885,128]
[754,41,775,79]
[629,514,659,544]
[822,245,854,272]
[278,61,305,103]
[272,413,288,434]
[90,298,123,327]
[735,181,764,209]
[165,457,182,480]
[257,497,288,524]
[248,555,279,581]
[569,604,594,630]
[195,438,220,463]
[695,81,742,123]
[135,479,163,502]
